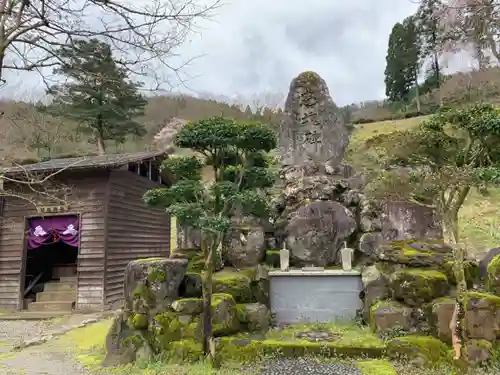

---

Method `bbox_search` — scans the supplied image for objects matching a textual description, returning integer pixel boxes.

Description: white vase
[340,247,354,271]
[280,249,290,271]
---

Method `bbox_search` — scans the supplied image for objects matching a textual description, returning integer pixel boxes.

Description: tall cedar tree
[45,39,147,155]
[415,0,444,89]
[384,17,420,104]
[143,117,276,363]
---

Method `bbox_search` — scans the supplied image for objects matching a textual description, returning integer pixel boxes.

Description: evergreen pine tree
[45,39,147,155]
[384,17,421,104]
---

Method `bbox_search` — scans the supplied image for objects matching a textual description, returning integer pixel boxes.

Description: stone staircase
[27,276,77,312]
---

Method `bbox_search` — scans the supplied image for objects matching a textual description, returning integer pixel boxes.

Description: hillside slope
[347,115,499,256]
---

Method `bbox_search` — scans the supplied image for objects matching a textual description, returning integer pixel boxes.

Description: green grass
[265,321,383,348]
[347,115,500,258]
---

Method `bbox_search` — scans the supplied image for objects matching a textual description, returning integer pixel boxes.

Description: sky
[0,0,477,106]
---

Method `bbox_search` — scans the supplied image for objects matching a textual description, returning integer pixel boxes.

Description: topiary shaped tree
[143,116,277,362]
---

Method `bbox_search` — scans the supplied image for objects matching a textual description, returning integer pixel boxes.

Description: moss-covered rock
[153,311,199,349]
[236,303,270,332]
[170,247,201,261]
[171,298,203,315]
[467,291,500,341]
[165,339,204,363]
[375,239,453,267]
[369,300,412,333]
[187,256,205,273]
[389,269,449,306]
[465,339,492,366]
[124,258,188,314]
[427,297,456,343]
[213,270,253,303]
[442,260,480,288]
[127,313,149,330]
[102,312,140,367]
[212,293,240,336]
[487,254,500,294]
[386,335,451,367]
[361,264,390,321]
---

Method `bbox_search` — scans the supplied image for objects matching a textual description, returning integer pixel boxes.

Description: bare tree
[438,0,500,64]
[0,0,221,90]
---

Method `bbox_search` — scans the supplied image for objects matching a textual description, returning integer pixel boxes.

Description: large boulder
[124,258,188,314]
[285,200,357,266]
[466,292,500,341]
[102,312,140,366]
[226,226,266,268]
[236,303,271,332]
[389,269,449,306]
[427,297,456,343]
[371,239,454,267]
[212,293,240,336]
[212,270,254,303]
[370,300,413,333]
[380,201,442,240]
[277,71,349,167]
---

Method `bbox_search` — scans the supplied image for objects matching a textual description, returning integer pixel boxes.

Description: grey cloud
[183,0,420,105]
[0,0,421,106]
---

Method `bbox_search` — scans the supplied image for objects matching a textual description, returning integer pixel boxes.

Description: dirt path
[1,346,104,375]
[0,314,109,375]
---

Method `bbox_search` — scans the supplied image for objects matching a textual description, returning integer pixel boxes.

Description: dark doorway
[23,215,80,309]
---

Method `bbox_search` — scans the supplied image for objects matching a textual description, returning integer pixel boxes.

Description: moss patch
[377,239,453,267]
[386,335,451,367]
[357,359,397,375]
[265,321,384,349]
[467,291,500,307]
[487,254,500,294]
[390,268,449,306]
[442,260,479,287]
[213,270,253,303]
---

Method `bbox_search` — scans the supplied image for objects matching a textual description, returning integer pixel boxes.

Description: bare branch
[0,0,222,90]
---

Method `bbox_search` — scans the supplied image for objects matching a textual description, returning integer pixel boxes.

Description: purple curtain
[27,215,79,249]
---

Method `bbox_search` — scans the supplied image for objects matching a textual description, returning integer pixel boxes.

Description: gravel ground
[257,358,362,375]
[0,320,56,353]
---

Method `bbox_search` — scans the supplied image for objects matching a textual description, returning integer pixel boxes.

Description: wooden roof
[4,151,166,174]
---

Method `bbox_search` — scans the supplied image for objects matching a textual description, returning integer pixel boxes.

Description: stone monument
[278,71,350,167]
[273,71,443,268]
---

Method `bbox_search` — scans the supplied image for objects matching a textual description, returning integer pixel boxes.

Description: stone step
[44,282,77,292]
[27,301,75,312]
[59,276,77,284]
[36,290,76,302]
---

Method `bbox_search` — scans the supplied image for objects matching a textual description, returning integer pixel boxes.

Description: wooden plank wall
[104,169,170,307]
[0,170,108,310]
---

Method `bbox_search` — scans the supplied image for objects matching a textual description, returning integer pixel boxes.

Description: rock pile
[361,238,500,365]
[103,257,270,366]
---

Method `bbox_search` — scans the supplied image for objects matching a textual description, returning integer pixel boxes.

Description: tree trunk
[415,81,421,113]
[201,233,216,365]
[96,136,106,155]
[442,209,469,364]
